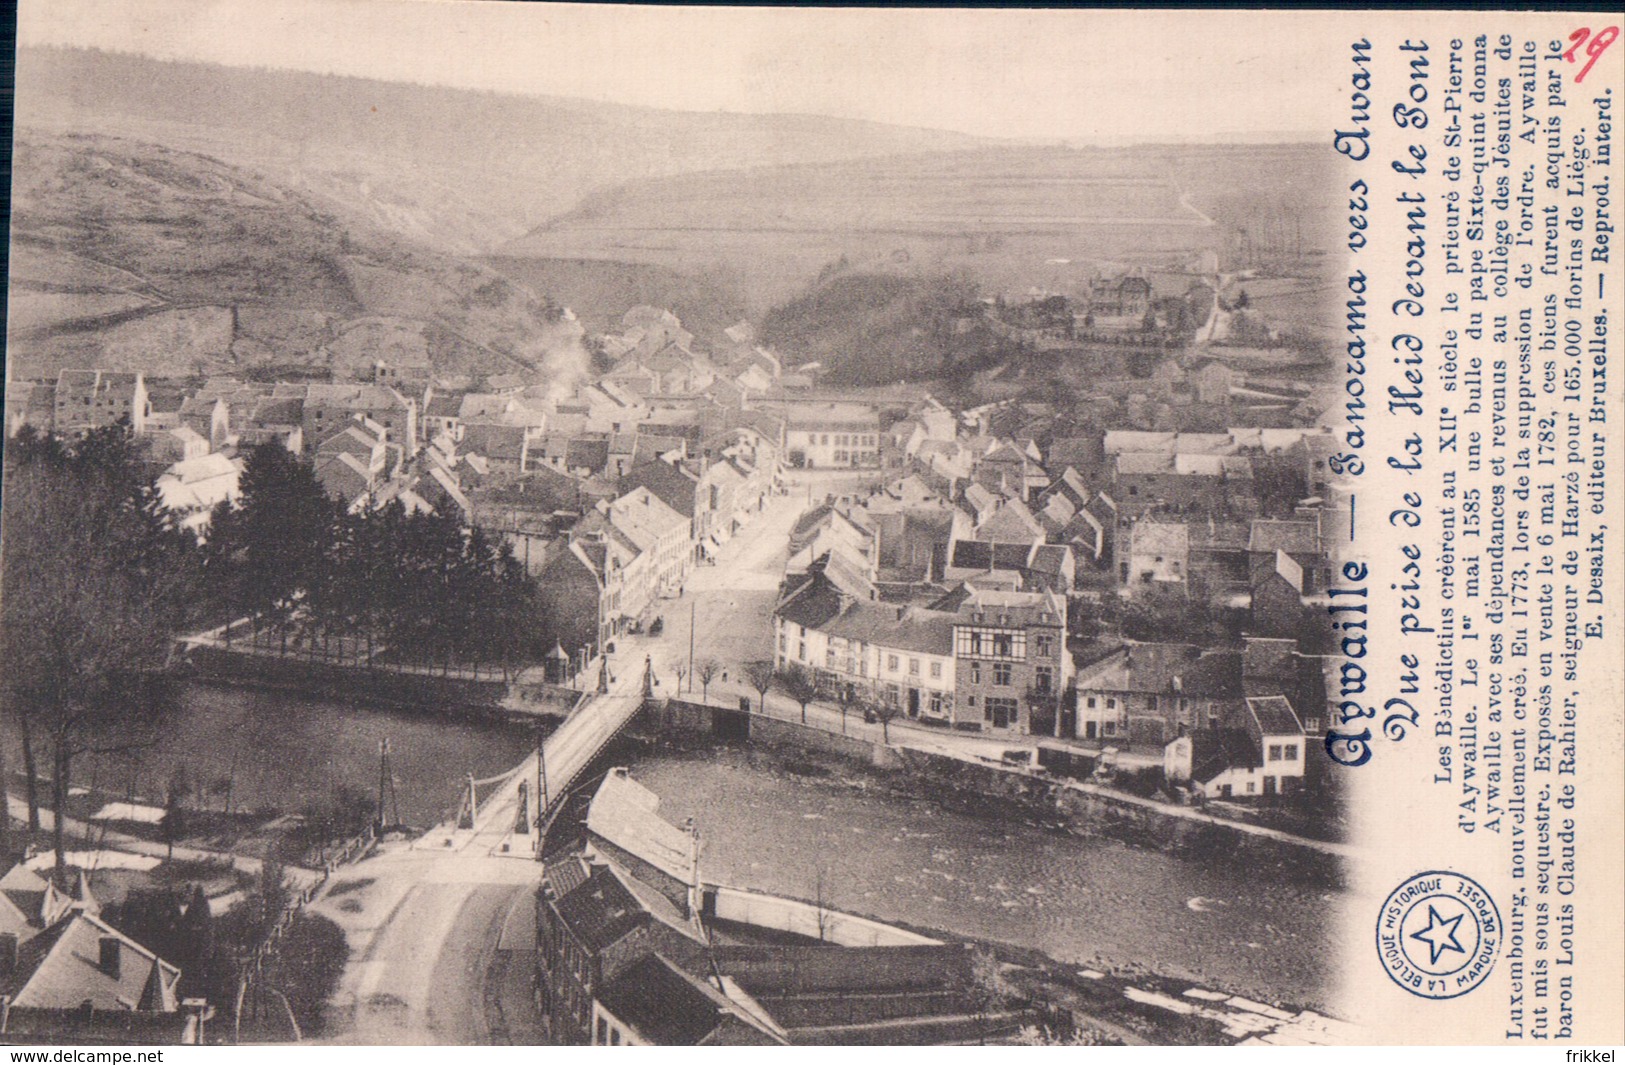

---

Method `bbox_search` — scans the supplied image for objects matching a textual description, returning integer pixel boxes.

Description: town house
[53,370,149,437]
[949,588,1068,734]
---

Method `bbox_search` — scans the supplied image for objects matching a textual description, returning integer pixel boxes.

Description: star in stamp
[1376,870,1503,999]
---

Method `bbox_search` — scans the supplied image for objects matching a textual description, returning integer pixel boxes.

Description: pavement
[313,845,544,1044]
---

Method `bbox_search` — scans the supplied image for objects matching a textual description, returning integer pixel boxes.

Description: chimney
[99,936,121,978]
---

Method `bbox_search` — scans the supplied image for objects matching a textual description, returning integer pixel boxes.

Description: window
[778,634,786,653]
[987,696,1019,728]
[930,661,942,679]
[1034,634,1053,658]
[1304,718,1321,733]
[1106,697,1117,710]
[1283,744,1299,760]
[969,662,982,684]
[1086,696,1097,708]
[993,662,1013,686]
[798,641,807,660]
[1246,781,1256,794]
[888,654,900,672]
[1035,666,1053,693]
[929,692,944,714]
[909,657,920,676]
[992,634,1013,657]
[1268,744,1283,761]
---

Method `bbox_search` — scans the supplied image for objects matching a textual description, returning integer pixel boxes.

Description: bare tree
[742,660,776,713]
[812,863,832,942]
[870,697,902,745]
[696,659,720,703]
[2,426,197,877]
[777,665,819,725]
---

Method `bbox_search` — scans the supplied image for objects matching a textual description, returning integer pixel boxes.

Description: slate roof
[1242,637,1298,682]
[566,435,610,473]
[1082,642,1203,693]
[819,601,959,657]
[1181,650,1243,699]
[1259,549,1304,593]
[1188,728,1262,783]
[1248,518,1321,555]
[249,396,304,427]
[776,573,848,631]
[974,499,1045,543]
[598,953,747,1045]
[1246,695,1304,736]
[552,864,648,953]
[462,423,528,463]
[1,909,180,1012]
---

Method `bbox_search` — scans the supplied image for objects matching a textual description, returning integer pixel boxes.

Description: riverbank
[180,645,577,723]
[623,736,1342,1016]
[649,698,1347,882]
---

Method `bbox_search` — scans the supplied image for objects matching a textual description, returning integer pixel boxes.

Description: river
[629,745,1341,1010]
[8,682,536,830]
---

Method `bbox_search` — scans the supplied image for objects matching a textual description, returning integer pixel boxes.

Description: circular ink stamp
[1376,870,1502,1000]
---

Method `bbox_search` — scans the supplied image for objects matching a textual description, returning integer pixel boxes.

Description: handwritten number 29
[1564,26,1618,84]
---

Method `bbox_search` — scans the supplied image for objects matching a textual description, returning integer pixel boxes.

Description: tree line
[202,443,540,676]
[1,425,198,877]
[1,426,542,880]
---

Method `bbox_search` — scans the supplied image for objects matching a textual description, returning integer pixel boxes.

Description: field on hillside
[502,144,1340,314]
[5,131,586,385]
[481,256,747,341]
[17,46,987,255]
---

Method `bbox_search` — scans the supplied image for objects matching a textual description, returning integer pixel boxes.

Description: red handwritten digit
[1565,25,1619,83]
[1565,27,1589,63]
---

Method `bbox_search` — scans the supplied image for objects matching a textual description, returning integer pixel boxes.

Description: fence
[231,825,376,1043]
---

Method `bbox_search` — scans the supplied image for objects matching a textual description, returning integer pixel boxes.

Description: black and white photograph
[1,1,1620,1050]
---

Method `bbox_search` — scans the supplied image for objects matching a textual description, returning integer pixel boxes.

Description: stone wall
[652,698,899,768]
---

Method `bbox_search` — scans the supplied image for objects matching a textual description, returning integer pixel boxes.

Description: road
[313,648,651,1043]
[315,466,1080,1045]
[313,840,544,1043]
[618,471,1051,763]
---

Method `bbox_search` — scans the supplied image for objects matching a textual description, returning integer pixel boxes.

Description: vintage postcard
[1,1,1620,1049]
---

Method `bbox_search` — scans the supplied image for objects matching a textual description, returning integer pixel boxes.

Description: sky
[18,0,1348,142]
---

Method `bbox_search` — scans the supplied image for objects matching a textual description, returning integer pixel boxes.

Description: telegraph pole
[688,599,696,693]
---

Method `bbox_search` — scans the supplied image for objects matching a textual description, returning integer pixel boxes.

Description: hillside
[6,131,587,386]
[759,273,991,387]
[499,143,1341,313]
[479,256,747,343]
[15,46,987,255]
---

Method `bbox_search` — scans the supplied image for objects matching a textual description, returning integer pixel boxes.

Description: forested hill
[760,273,991,386]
